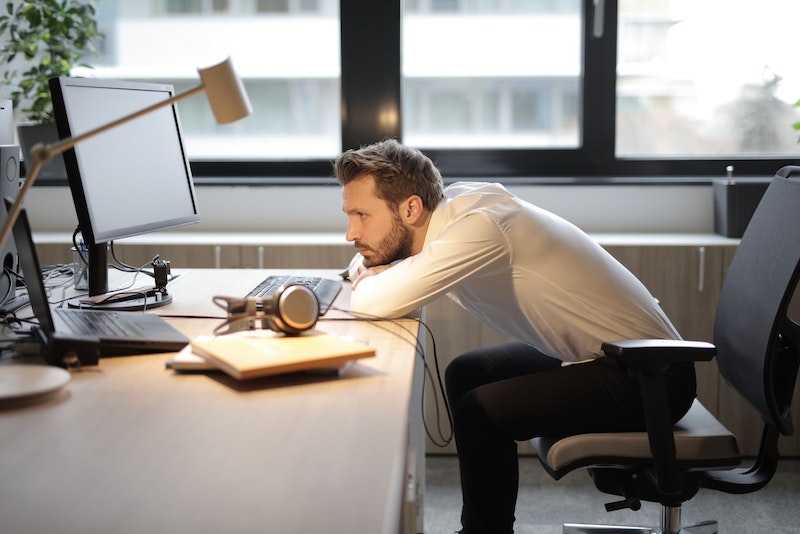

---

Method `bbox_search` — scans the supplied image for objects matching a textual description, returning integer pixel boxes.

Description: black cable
[158,314,227,320]
[12,317,38,326]
[330,307,453,444]
[0,269,14,304]
[49,292,89,306]
[320,314,447,445]
[5,266,25,284]
[72,227,87,266]
[110,241,137,271]
[109,241,157,279]
[321,307,454,447]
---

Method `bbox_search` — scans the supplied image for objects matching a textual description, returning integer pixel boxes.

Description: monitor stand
[66,242,173,311]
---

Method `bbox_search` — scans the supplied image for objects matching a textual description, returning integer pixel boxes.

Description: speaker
[0,100,13,145]
[713,178,770,238]
[0,144,22,307]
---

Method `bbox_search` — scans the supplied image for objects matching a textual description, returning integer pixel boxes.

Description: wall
[26,184,713,234]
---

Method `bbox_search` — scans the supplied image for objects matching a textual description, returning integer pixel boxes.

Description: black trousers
[444,342,697,534]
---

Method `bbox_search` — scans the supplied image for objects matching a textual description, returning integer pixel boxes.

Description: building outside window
[401,0,582,149]
[86,0,340,160]
[616,0,800,157]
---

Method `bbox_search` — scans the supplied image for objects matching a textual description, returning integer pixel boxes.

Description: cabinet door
[36,243,72,266]
[239,245,353,269]
[604,245,726,416]
[111,244,241,268]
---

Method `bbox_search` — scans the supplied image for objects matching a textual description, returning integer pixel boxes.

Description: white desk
[0,269,425,534]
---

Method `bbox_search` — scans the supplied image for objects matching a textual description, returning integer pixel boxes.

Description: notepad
[187,330,375,380]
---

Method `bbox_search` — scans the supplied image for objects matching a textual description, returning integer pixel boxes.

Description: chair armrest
[602,339,716,368]
[601,339,715,503]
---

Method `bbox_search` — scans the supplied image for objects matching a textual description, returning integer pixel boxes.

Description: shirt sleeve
[349,212,509,318]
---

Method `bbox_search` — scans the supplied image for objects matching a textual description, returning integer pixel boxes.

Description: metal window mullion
[340,0,402,150]
[581,0,617,173]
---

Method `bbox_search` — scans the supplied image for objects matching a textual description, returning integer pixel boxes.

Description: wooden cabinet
[603,246,731,415]
[239,244,352,269]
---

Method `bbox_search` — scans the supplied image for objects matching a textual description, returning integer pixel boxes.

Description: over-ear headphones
[259,283,319,334]
[212,284,319,336]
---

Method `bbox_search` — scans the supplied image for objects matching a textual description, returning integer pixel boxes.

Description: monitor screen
[7,201,56,336]
[51,77,199,244]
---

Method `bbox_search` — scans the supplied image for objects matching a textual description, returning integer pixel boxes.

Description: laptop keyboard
[246,275,342,314]
[55,309,145,338]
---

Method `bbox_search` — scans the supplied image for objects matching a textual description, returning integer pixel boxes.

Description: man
[337,139,696,534]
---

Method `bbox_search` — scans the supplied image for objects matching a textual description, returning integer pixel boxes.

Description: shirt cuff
[346,254,365,282]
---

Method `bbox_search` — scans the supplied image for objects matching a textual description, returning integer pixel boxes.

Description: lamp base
[0,364,70,404]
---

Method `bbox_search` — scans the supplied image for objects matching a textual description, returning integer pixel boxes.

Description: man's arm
[349,212,509,318]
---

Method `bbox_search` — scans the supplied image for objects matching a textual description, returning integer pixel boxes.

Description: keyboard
[246,275,342,314]
[55,309,145,338]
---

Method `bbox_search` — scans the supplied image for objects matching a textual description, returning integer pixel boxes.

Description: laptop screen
[7,201,56,335]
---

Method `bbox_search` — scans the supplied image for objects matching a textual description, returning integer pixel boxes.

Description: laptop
[10,204,189,356]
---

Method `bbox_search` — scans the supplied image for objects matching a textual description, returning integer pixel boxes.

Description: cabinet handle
[593,0,605,38]
[214,245,222,269]
[697,246,705,292]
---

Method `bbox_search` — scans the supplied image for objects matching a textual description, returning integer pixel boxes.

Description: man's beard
[358,214,413,268]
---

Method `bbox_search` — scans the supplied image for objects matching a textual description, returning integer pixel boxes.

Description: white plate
[0,365,71,402]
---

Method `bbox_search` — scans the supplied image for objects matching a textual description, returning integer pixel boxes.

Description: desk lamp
[0,57,251,403]
[0,56,251,253]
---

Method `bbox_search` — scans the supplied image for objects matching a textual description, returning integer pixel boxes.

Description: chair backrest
[714,166,800,435]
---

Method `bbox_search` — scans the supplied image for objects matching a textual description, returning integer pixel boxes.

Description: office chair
[531,166,800,534]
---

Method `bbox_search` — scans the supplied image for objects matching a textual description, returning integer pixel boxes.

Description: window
[616,0,800,158]
[163,0,203,14]
[256,0,289,13]
[402,0,582,149]
[90,0,340,161]
[46,0,797,180]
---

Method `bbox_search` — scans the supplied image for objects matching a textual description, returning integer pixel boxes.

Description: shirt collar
[422,199,448,250]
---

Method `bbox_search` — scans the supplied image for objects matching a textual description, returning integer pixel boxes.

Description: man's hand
[352,264,392,289]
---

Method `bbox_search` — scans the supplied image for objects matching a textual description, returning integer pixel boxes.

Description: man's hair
[334,139,444,211]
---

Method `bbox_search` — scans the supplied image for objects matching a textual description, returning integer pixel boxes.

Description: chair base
[563,520,718,534]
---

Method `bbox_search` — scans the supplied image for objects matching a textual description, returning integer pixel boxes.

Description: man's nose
[346,221,359,242]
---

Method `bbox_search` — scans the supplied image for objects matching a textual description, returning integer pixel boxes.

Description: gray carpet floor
[424,456,800,534]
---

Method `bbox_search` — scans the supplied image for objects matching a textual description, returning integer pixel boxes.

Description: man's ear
[400,195,425,225]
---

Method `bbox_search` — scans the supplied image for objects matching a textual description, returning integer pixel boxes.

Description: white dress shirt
[348,182,680,362]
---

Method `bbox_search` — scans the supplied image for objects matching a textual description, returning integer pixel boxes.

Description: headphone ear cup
[271,284,319,335]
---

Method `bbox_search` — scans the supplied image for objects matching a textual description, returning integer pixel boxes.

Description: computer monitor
[50,77,200,310]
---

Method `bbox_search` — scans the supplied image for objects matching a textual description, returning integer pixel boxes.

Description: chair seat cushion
[531,400,741,477]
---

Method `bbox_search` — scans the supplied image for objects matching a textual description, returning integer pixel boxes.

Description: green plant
[0,0,102,124]
[795,99,800,141]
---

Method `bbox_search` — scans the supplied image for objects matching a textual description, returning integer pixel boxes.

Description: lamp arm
[0,82,205,250]
[0,153,46,249]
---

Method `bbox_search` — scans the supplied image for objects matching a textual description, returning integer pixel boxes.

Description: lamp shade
[197,57,252,124]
